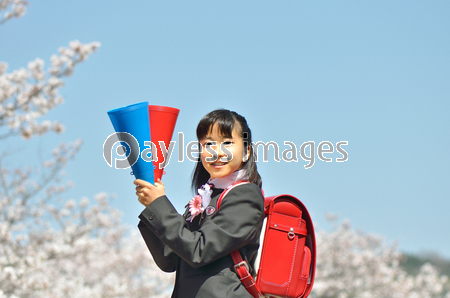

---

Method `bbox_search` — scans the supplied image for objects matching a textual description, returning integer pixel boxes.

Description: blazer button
[149,214,155,220]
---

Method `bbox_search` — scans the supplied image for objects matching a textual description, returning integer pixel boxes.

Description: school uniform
[138,182,265,298]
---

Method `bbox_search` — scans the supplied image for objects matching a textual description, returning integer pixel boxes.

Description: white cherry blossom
[311,216,449,297]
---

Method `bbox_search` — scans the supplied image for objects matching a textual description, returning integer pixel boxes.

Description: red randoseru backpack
[217,182,316,298]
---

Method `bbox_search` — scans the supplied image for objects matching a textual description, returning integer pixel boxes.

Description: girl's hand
[134,178,165,207]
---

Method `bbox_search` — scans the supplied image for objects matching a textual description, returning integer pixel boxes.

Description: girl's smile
[211,161,227,167]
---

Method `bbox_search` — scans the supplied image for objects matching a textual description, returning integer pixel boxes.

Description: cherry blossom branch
[0,140,82,228]
[0,41,100,140]
[0,0,28,25]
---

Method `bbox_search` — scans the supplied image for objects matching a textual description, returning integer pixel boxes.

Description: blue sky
[2,1,449,258]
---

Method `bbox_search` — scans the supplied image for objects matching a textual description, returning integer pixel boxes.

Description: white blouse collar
[208,169,248,190]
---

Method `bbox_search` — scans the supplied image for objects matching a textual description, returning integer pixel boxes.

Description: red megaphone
[148,105,180,181]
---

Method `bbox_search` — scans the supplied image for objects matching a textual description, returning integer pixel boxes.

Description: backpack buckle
[234,260,250,273]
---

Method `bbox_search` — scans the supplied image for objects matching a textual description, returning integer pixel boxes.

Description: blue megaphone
[107,102,154,184]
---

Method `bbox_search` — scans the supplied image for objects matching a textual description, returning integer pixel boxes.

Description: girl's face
[199,122,249,180]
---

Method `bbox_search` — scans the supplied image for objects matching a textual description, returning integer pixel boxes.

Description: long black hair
[191,109,262,191]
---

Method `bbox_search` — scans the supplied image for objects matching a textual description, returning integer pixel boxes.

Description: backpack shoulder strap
[216,180,264,298]
[231,250,264,298]
[216,180,249,209]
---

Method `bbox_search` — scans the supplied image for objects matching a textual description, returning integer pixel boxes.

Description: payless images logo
[103,132,349,170]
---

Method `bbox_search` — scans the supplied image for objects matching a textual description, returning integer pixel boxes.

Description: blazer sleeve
[138,221,179,272]
[138,183,264,269]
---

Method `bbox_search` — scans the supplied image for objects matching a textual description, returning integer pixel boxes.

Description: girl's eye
[204,141,215,146]
[222,141,233,146]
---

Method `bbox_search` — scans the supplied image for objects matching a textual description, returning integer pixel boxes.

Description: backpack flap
[257,195,316,298]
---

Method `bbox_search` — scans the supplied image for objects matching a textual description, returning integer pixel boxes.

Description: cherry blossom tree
[1,1,174,296]
[311,214,450,298]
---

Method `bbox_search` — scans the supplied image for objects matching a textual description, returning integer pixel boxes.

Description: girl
[135,109,264,298]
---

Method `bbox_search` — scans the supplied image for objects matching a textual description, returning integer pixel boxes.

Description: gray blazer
[138,183,265,298]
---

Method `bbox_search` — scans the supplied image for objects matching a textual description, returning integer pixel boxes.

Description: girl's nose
[216,145,225,158]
